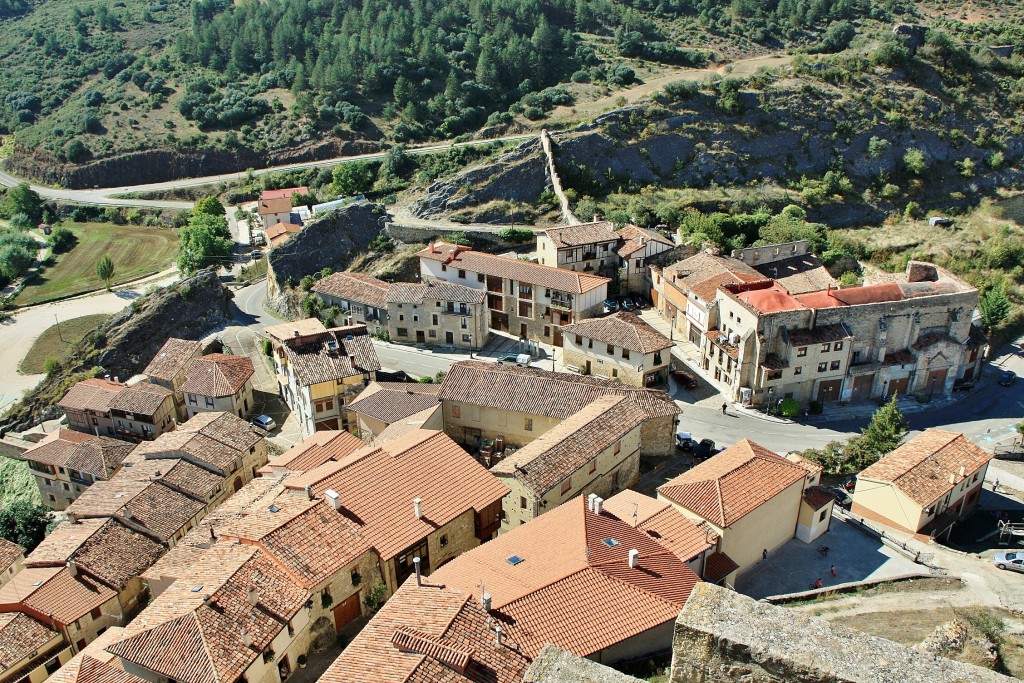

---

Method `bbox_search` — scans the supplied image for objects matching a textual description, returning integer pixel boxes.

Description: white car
[251,415,277,431]
[994,551,1024,573]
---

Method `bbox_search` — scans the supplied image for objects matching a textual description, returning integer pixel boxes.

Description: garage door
[850,374,875,401]
[816,379,842,403]
[885,377,909,398]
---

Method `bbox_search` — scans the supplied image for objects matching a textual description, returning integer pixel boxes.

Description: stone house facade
[21,430,134,510]
[561,311,673,386]
[312,272,391,329]
[386,278,489,350]
[142,338,204,421]
[180,354,255,420]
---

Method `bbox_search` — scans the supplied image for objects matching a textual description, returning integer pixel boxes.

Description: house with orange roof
[0,539,23,589]
[256,196,296,230]
[43,627,144,683]
[57,379,126,439]
[265,222,302,248]
[426,495,701,665]
[614,223,675,293]
[311,272,390,327]
[258,430,365,476]
[560,310,673,386]
[418,241,609,345]
[0,611,72,683]
[657,439,831,585]
[852,430,991,537]
[283,429,508,594]
[57,377,177,447]
[142,338,204,421]
[20,430,135,510]
[180,354,255,420]
[346,382,440,441]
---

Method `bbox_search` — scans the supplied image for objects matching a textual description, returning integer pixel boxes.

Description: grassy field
[18,314,111,375]
[0,456,40,507]
[15,222,177,306]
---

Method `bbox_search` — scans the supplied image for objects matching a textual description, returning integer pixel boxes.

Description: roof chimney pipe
[325,489,341,511]
[66,561,77,578]
[481,593,492,611]
[247,586,257,606]
[413,557,422,587]
[67,511,78,525]
[587,493,598,513]
[241,630,252,648]
[628,549,640,569]
[495,625,504,647]
[593,497,603,515]
[413,498,423,519]
[305,484,313,501]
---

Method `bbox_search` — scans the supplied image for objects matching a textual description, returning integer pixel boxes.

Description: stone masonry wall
[669,583,1014,683]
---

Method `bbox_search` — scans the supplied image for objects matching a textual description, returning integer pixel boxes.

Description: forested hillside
[0,0,914,176]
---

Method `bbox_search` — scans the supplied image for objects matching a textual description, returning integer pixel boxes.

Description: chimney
[210,526,217,542]
[122,508,133,521]
[325,489,341,510]
[293,329,300,337]
[270,464,288,477]
[628,549,640,569]
[430,241,437,254]
[594,213,601,221]
[67,511,78,525]
[413,498,423,519]
[948,473,956,484]
[241,630,252,648]
[305,484,313,501]
[247,586,258,606]
[481,593,492,611]
[593,497,603,515]
[587,493,598,513]
[413,557,422,587]
[66,561,77,578]
[495,625,504,647]
[958,466,966,478]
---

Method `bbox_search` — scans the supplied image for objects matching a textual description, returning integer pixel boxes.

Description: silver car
[993,551,1024,573]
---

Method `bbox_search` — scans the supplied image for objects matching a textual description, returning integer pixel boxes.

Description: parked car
[675,430,695,451]
[497,353,531,366]
[251,415,277,431]
[250,250,264,261]
[993,551,1024,573]
[827,487,853,510]
[693,438,716,461]
[603,298,619,314]
[619,297,636,311]
[671,367,699,390]
[632,294,647,310]
[999,370,1017,386]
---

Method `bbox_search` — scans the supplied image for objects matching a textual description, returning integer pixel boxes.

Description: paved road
[0,134,536,209]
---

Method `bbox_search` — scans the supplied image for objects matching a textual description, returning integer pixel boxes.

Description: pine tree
[96,255,115,290]
[980,284,1011,332]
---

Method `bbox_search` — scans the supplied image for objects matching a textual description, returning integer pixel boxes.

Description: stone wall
[523,645,644,683]
[669,583,1014,683]
[540,131,578,225]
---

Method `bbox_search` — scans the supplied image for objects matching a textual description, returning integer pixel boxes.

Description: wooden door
[445,331,454,344]
[553,326,563,346]
[416,331,425,343]
[816,379,841,403]
[926,368,948,393]
[886,377,908,398]
[850,374,874,401]
[333,593,362,630]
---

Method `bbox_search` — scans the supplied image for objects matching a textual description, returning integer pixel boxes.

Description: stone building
[58,379,128,439]
[0,613,71,683]
[561,311,673,386]
[701,260,982,407]
[265,320,381,436]
[312,271,390,329]
[0,540,23,589]
[346,383,441,441]
[386,278,488,350]
[417,242,609,345]
[615,224,675,294]
[180,353,255,420]
[142,338,204,421]
[20,430,134,510]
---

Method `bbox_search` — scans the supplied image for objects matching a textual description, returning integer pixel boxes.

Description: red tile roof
[386,278,485,306]
[266,222,302,247]
[803,486,834,510]
[429,497,700,658]
[47,627,148,683]
[260,430,365,475]
[561,311,673,354]
[657,439,809,528]
[180,354,254,398]
[602,490,717,564]
[0,612,59,674]
[728,281,804,313]
[131,411,264,473]
[418,242,609,294]
[795,283,903,309]
[702,551,739,583]
[0,538,23,573]
[143,339,204,383]
[542,221,617,248]
[257,196,292,216]
[66,480,205,544]
[313,272,391,310]
[857,430,992,507]
[281,326,381,387]
[348,383,441,425]
[286,430,508,561]
[58,379,125,413]
[0,566,117,625]
[259,187,308,201]
[616,224,673,258]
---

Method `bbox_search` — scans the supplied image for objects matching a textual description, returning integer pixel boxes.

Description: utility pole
[54,314,65,343]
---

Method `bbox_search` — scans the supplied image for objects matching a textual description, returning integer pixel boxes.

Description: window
[544,326,550,337]
[462,333,471,342]
[520,496,527,509]
[441,264,447,272]
[575,335,583,345]
[834,341,844,351]
[654,352,662,365]
[413,315,419,322]
[612,369,618,378]
[91,607,102,619]
[461,318,468,329]
[525,418,533,431]
[588,459,596,474]
[830,360,841,371]
[451,405,461,418]
[852,350,861,364]
[478,273,484,282]
[440,534,448,547]
[797,347,807,357]
[397,328,408,337]
[432,315,438,325]
[794,366,802,376]
[622,348,630,359]
[458,269,466,279]
[428,330,437,337]
[819,510,828,522]
[607,344,614,354]
[44,657,61,675]
[817,362,827,372]
[205,397,215,408]
[188,395,197,405]
[560,479,572,495]
[821,343,831,352]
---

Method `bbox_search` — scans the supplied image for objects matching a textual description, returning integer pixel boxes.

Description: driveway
[735,517,925,599]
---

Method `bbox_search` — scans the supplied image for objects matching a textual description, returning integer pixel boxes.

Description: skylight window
[506,555,524,566]
[191,585,203,592]
[268,505,281,513]
[603,538,619,547]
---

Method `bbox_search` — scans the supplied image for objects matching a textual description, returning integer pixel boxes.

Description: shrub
[809,400,823,415]
[903,148,927,175]
[262,338,272,356]
[300,274,315,291]
[988,151,1006,170]
[662,80,699,102]
[43,358,60,375]
[497,227,534,243]
[778,398,800,417]
[867,136,890,158]
[48,226,76,253]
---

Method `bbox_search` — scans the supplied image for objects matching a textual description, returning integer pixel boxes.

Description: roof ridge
[715,479,725,527]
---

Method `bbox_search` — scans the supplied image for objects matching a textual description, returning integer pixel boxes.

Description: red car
[671,368,699,390]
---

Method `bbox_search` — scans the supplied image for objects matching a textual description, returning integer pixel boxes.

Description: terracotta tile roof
[266,222,300,241]
[429,497,700,658]
[322,582,531,683]
[795,283,904,309]
[602,490,717,564]
[884,349,916,366]
[0,566,117,625]
[348,384,441,425]
[438,361,680,421]
[264,318,327,343]
[417,243,609,295]
[386,278,485,306]
[286,430,508,561]
[219,498,370,588]
[109,545,308,683]
[119,456,224,502]
[803,486,834,510]
[67,480,205,544]
[143,339,203,382]
[657,439,809,528]
[690,272,753,303]
[143,477,289,585]
[313,272,391,309]
[0,612,59,673]
[561,311,673,354]
[542,221,617,248]
[257,196,292,215]
[131,412,264,473]
[23,430,134,480]
[751,253,835,295]
[260,187,307,201]
[785,323,853,346]
[107,382,173,417]
[0,538,23,572]
[702,551,739,583]
[27,518,163,591]
[58,379,125,413]
[260,430,365,475]
[490,396,647,496]
[785,452,824,478]
[616,225,674,258]
[47,628,147,683]
[374,406,442,444]
[728,280,804,314]
[180,354,254,398]
[664,252,761,297]
[857,430,992,507]
[282,326,381,387]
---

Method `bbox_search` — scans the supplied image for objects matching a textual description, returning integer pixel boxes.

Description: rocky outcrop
[266,202,385,299]
[523,645,644,682]
[4,139,380,189]
[0,269,233,434]
[669,583,1013,683]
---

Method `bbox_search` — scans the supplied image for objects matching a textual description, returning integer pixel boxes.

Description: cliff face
[0,269,233,434]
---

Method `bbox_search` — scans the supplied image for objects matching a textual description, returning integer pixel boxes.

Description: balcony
[444,304,473,317]
[28,461,55,475]
[70,473,93,487]
[549,296,573,311]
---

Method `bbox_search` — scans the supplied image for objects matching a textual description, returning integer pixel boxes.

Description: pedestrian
[994,479,1000,493]
[721,402,727,415]
[830,565,836,578]
[814,578,822,589]
[762,548,768,561]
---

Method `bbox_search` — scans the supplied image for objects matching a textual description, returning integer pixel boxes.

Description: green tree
[382,145,410,178]
[0,501,50,552]
[3,183,44,225]
[332,162,377,196]
[193,196,226,216]
[853,395,909,466]
[979,284,1011,331]
[96,254,115,290]
[903,148,927,175]
[177,213,233,275]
